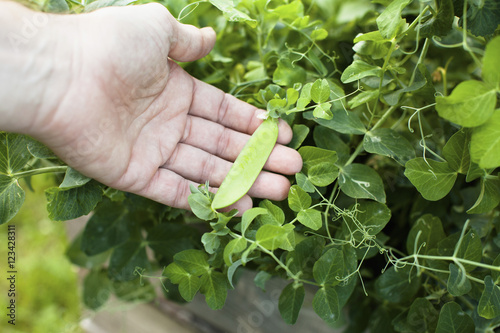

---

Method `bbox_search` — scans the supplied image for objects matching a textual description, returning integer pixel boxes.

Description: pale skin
[0,1,303,213]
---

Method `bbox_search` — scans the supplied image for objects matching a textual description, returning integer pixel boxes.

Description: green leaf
[308,48,328,76]
[417,0,454,37]
[163,263,201,302]
[0,175,25,225]
[338,164,386,203]
[199,271,228,310]
[59,167,92,189]
[311,28,328,41]
[343,201,391,243]
[255,224,294,251]
[363,128,416,165]
[287,236,326,277]
[304,108,366,135]
[393,298,439,333]
[296,82,312,109]
[353,30,386,43]
[83,269,111,310]
[447,263,472,296]
[442,129,471,173]
[45,180,103,221]
[341,60,382,84]
[201,232,220,254]
[188,192,216,221]
[471,109,500,169]
[108,241,150,281]
[278,282,305,325]
[313,286,342,326]
[348,90,379,109]
[210,209,237,233]
[353,37,391,60]
[288,185,312,212]
[466,161,485,182]
[273,57,306,86]
[311,79,331,103]
[406,214,446,254]
[313,102,333,120]
[435,302,474,333]
[258,200,284,226]
[313,126,350,165]
[383,63,433,105]
[26,137,57,159]
[287,124,309,149]
[299,146,339,187]
[297,208,322,230]
[452,229,483,272]
[286,88,299,106]
[226,260,243,289]
[81,199,131,256]
[460,0,500,37]
[267,98,287,114]
[173,249,210,276]
[299,146,337,170]
[376,0,412,39]
[404,158,457,201]
[223,237,247,266]
[313,248,344,286]
[209,0,257,26]
[241,207,268,236]
[483,36,500,84]
[295,172,315,193]
[467,175,500,214]
[45,0,69,13]
[84,0,136,12]
[435,80,497,127]
[0,133,31,174]
[492,254,500,284]
[103,187,126,202]
[376,265,421,303]
[478,275,500,319]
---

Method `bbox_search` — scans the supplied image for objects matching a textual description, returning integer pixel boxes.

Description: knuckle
[217,93,231,123]
[172,178,190,209]
[200,154,217,182]
[216,127,231,157]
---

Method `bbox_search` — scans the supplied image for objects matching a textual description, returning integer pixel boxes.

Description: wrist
[0,2,79,139]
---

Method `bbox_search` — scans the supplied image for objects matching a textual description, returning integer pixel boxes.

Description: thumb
[168,16,216,62]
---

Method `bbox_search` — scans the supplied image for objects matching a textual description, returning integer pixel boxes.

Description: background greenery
[0,175,82,333]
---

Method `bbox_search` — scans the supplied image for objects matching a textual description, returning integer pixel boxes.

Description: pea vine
[2,0,500,331]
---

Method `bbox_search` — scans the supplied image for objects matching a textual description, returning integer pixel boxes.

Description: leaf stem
[345,104,399,166]
[12,166,68,179]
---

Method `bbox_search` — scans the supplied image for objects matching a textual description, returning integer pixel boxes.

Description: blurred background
[0,175,82,333]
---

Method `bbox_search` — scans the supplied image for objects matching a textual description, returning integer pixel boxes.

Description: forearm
[0,1,76,137]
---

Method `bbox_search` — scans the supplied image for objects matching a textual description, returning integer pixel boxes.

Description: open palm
[37,4,302,212]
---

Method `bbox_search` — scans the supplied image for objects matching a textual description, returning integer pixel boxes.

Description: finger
[181,115,302,174]
[165,8,216,62]
[137,167,253,215]
[163,143,292,200]
[186,77,294,142]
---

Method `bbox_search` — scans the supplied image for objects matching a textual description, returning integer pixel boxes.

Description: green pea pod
[211,117,279,210]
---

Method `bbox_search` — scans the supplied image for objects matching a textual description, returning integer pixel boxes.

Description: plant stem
[344,104,399,166]
[12,166,67,179]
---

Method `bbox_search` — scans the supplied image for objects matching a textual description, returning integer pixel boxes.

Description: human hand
[29,3,302,212]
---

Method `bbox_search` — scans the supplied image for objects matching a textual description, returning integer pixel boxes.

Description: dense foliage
[2,0,500,331]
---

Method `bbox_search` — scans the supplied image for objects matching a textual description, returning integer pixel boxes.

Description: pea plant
[2,0,500,331]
